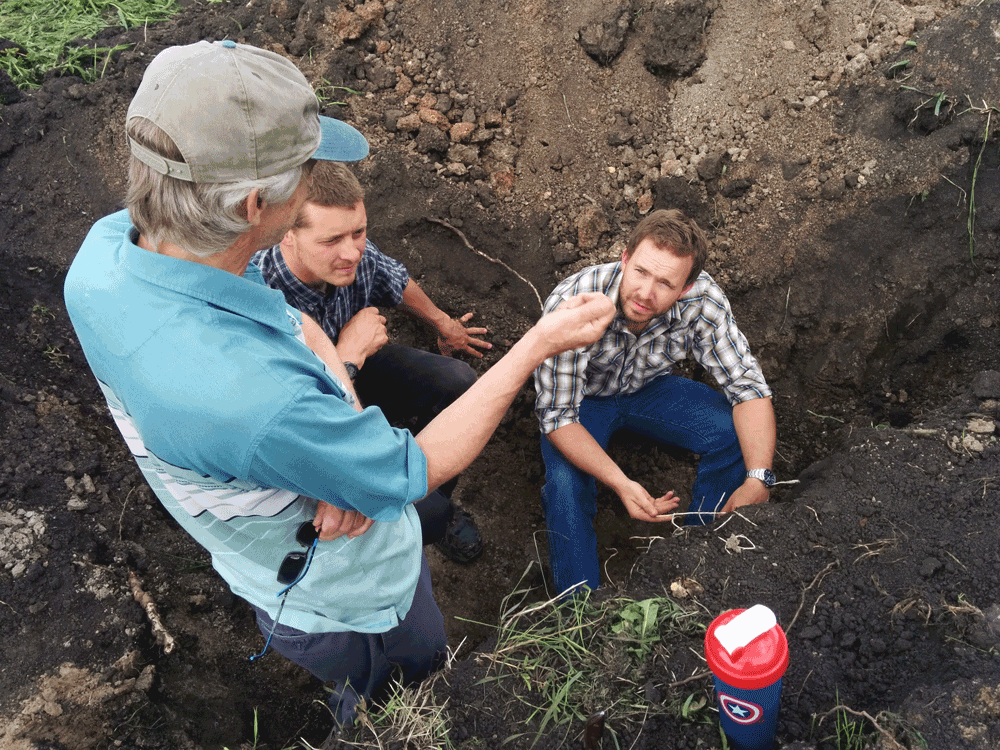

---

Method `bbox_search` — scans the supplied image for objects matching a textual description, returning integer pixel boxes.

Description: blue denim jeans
[354,344,477,543]
[540,375,746,594]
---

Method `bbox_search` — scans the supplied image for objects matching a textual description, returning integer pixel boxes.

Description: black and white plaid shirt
[533,262,771,434]
[252,241,409,342]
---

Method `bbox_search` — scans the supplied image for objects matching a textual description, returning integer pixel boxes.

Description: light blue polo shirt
[64,210,429,634]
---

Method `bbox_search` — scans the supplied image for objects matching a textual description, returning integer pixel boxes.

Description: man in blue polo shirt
[64,40,615,729]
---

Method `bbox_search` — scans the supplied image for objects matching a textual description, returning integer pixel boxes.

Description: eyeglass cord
[249,537,318,662]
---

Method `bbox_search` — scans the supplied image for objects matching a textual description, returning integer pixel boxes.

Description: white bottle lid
[713,604,777,655]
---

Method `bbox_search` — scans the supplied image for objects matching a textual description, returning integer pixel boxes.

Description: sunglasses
[277,522,320,585]
[249,521,320,663]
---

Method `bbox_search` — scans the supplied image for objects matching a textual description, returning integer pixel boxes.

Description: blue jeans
[540,375,746,594]
[355,344,477,543]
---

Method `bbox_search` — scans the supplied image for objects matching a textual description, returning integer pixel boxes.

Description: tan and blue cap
[126,40,368,183]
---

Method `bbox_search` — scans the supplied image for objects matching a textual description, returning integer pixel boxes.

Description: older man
[253,161,488,563]
[64,40,614,728]
[534,209,776,595]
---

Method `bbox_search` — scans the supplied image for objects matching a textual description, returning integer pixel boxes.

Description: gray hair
[126,117,304,257]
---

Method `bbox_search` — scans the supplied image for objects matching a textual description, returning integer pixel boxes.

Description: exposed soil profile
[0,0,998,748]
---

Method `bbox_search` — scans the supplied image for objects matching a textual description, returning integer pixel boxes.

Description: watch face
[749,469,776,487]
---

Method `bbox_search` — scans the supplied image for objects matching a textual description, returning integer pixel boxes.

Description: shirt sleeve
[364,241,410,308]
[687,286,772,405]
[249,389,428,522]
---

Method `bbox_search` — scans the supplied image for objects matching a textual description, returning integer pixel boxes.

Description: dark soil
[1,1,998,749]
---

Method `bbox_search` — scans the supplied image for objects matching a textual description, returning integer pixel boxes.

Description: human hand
[719,479,770,515]
[615,480,680,522]
[436,312,491,358]
[313,500,375,541]
[337,307,389,367]
[533,293,615,358]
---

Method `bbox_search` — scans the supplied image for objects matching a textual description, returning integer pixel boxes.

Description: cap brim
[314,116,369,162]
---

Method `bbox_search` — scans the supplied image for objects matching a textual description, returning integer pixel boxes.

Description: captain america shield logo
[718,693,763,724]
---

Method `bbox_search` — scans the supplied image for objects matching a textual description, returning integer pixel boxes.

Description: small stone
[961,434,985,452]
[450,122,475,142]
[135,665,156,693]
[482,109,502,128]
[67,496,89,511]
[967,418,995,435]
[419,107,450,131]
[395,113,422,132]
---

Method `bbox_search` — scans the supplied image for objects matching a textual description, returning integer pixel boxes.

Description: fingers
[459,312,474,322]
[315,511,349,541]
[315,508,375,541]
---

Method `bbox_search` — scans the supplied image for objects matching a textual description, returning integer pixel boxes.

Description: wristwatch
[746,469,776,488]
[343,361,359,381]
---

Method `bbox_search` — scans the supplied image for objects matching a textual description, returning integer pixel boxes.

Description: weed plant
[0,0,177,89]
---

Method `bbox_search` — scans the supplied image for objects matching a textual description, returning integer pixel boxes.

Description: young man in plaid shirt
[253,162,489,563]
[533,209,777,594]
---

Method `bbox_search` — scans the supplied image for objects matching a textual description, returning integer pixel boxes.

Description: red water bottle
[705,605,789,750]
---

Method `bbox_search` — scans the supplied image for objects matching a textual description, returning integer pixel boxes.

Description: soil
[1,0,999,749]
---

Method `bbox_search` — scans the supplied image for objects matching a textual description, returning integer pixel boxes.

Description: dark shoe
[433,508,483,563]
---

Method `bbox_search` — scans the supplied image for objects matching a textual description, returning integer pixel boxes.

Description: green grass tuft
[0,0,178,89]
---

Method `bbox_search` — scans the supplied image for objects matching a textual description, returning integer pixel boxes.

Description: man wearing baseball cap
[64,40,616,729]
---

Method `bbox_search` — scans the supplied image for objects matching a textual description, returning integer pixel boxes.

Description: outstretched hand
[534,293,615,357]
[313,500,375,541]
[437,312,491,358]
[616,480,680,522]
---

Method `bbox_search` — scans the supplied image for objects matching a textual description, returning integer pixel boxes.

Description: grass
[314,78,362,107]
[473,581,711,746]
[335,676,455,750]
[816,701,926,750]
[0,0,178,89]
[334,579,714,749]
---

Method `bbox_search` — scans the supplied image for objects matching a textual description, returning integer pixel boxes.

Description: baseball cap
[126,40,369,183]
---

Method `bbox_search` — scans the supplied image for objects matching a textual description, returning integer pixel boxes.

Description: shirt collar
[124,229,298,335]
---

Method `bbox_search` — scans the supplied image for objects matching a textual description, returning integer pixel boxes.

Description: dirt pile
[0,0,998,748]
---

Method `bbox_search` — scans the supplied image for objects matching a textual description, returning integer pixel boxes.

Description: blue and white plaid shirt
[252,240,409,341]
[533,262,771,434]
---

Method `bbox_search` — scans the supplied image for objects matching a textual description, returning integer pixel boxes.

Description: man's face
[618,238,694,332]
[280,200,368,287]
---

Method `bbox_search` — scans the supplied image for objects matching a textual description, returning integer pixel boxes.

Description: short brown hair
[625,209,709,287]
[295,161,365,228]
